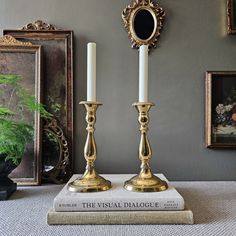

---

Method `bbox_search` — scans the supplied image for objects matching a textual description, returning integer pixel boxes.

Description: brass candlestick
[124,102,168,192]
[68,101,111,192]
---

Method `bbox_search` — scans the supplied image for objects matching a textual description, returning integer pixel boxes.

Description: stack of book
[47,174,193,225]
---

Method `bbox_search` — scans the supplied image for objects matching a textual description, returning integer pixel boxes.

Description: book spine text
[54,198,184,212]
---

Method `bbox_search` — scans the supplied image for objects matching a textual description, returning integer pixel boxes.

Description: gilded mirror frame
[4,20,74,183]
[122,0,165,49]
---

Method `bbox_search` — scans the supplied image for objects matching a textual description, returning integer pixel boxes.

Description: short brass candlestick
[124,102,168,192]
[68,101,111,192]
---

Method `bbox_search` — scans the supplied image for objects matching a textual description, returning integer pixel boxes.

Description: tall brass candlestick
[124,102,168,192]
[68,101,111,192]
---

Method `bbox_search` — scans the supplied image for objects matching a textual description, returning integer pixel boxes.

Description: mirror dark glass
[133,9,155,40]
[43,130,61,172]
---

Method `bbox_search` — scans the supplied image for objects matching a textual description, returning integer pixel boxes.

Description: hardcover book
[47,208,193,225]
[53,174,185,212]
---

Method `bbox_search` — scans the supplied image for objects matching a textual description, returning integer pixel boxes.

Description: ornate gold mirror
[122,0,165,49]
[42,119,70,184]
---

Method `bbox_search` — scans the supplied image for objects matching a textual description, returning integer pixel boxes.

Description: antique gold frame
[0,35,42,185]
[4,20,73,183]
[205,71,236,148]
[227,0,236,34]
[122,0,165,49]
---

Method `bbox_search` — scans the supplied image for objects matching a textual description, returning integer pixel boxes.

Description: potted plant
[0,75,52,200]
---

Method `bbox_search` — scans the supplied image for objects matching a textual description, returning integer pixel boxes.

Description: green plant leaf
[0,74,53,163]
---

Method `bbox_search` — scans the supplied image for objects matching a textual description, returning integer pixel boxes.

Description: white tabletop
[0,181,236,236]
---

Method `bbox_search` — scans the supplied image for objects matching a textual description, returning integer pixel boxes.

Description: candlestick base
[124,169,168,192]
[68,169,111,193]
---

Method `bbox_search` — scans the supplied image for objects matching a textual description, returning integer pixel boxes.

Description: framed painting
[0,35,42,185]
[227,0,236,34]
[206,71,236,148]
[4,20,74,183]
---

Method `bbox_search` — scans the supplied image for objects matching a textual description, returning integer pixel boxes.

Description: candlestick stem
[68,101,111,192]
[124,102,168,192]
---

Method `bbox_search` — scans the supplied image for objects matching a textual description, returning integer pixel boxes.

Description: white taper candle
[139,45,149,102]
[87,42,96,101]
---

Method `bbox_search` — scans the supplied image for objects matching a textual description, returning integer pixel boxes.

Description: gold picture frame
[0,35,42,185]
[206,71,236,148]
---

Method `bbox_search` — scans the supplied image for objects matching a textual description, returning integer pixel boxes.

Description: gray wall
[1,0,236,180]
